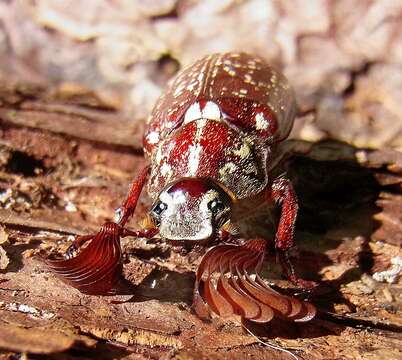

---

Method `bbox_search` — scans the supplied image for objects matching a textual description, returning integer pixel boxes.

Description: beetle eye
[152,201,167,216]
[208,199,225,214]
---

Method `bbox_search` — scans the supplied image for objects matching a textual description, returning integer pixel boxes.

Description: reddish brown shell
[144,52,296,156]
[145,53,297,201]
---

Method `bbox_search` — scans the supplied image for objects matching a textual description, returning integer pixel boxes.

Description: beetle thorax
[147,114,270,201]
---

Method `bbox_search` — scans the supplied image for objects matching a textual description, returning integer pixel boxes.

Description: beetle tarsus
[276,249,318,290]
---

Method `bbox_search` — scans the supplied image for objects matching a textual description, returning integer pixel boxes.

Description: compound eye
[152,201,167,216]
[208,199,225,214]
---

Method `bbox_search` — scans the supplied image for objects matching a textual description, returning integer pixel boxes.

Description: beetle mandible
[47,52,316,323]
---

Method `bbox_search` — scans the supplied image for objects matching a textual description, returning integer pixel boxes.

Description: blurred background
[1,0,401,150]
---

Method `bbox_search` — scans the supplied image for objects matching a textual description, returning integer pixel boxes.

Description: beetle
[47,52,316,324]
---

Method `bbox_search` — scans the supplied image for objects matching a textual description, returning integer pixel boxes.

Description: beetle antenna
[240,321,300,360]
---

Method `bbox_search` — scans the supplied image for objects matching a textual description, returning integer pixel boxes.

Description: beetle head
[150,178,232,243]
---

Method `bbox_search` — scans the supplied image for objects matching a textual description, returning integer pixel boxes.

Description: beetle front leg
[114,166,150,227]
[268,177,317,289]
[46,165,158,295]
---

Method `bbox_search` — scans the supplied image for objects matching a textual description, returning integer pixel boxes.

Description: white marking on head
[255,112,270,131]
[184,102,202,124]
[202,101,221,121]
[146,131,159,145]
[172,190,187,204]
[159,191,172,205]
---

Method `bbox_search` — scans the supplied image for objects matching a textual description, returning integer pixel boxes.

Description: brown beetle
[47,52,316,324]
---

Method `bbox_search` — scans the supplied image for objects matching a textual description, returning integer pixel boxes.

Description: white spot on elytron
[187,144,203,176]
[173,82,186,97]
[184,102,202,124]
[194,118,207,139]
[239,89,248,95]
[160,162,171,176]
[147,131,159,144]
[255,112,270,131]
[186,81,198,92]
[223,65,236,76]
[202,101,221,120]
[233,143,251,159]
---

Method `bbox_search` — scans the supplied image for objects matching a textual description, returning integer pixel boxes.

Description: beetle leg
[115,166,150,227]
[268,176,317,289]
[46,166,157,295]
